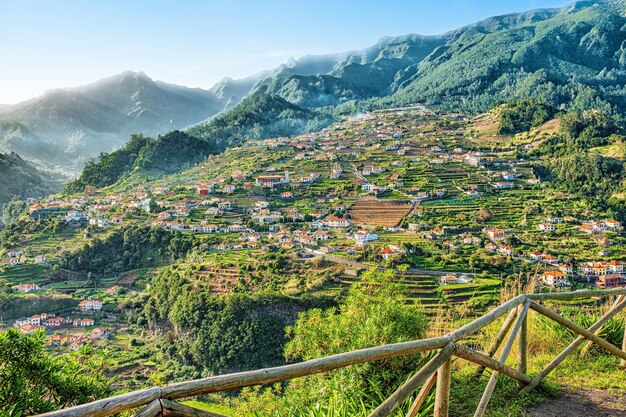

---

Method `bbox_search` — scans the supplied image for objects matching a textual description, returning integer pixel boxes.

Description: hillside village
[2,106,626,353]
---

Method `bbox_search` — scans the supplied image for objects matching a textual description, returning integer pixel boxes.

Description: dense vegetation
[497,99,555,134]
[65,134,150,193]
[1,199,27,227]
[238,270,430,416]
[382,1,626,116]
[65,131,216,193]
[59,226,198,274]
[0,153,58,224]
[187,93,334,147]
[0,329,110,416]
[531,108,626,221]
[142,265,335,377]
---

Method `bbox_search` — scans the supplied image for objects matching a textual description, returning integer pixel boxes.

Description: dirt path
[527,387,626,417]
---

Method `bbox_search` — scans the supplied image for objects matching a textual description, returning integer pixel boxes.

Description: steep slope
[65,131,217,193]
[249,34,447,108]
[0,72,231,166]
[244,1,626,118]
[0,152,60,208]
[389,0,626,112]
[187,93,334,148]
[66,94,332,192]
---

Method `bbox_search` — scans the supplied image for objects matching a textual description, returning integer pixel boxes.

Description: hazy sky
[0,0,570,104]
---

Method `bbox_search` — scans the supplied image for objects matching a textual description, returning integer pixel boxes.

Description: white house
[324,216,351,228]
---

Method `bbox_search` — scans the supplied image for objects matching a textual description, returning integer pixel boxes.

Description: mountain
[242,0,626,118]
[66,94,334,193]
[0,71,241,167]
[209,71,270,110]
[0,152,60,210]
[248,34,446,108]
[0,104,13,114]
[4,0,625,178]
[388,0,626,112]
[187,93,334,148]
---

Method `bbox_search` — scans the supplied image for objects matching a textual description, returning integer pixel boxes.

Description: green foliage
[64,133,149,193]
[369,2,626,117]
[531,108,626,221]
[65,132,215,193]
[0,329,110,415]
[187,93,334,149]
[135,130,216,173]
[238,270,429,416]
[559,109,620,148]
[59,225,197,274]
[548,152,623,198]
[143,266,335,376]
[1,199,27,227]
[497,99,555,134]
[0,153,58,220]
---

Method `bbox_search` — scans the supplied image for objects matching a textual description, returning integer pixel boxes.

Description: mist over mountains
[2,0,625,173]
[0,71,264,168]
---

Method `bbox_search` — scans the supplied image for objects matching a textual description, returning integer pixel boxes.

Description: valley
[1,102,625,414]
[2,1,626,416]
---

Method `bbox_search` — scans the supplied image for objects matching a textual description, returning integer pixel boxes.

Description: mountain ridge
[0,71,255,167]
[2,0,624,173]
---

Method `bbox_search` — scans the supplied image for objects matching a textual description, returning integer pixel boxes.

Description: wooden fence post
[368,343,455,417]
[434,359,451,417]
[621,314,626,369]
[405,372,437,417]
[474,298,530,417]
[516,304,528,388]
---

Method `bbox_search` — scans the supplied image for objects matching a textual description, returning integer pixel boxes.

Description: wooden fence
[36,288,626,417]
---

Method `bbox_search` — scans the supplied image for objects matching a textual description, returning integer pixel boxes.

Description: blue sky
[0,0,570,104]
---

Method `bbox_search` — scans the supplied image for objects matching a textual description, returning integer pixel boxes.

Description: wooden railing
[36,288,626,417]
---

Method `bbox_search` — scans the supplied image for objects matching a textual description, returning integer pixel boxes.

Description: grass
[181,400,236,416]
[0,264,50,285]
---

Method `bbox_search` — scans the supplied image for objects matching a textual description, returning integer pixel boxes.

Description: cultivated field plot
[349,197,413,227]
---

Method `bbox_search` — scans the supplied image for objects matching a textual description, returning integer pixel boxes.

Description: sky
[0,0,571,104]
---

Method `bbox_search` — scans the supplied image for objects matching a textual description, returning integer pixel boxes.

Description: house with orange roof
[541,271,570,288]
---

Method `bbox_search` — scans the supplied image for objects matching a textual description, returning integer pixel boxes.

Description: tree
[1,199,27,227]
[0,329,110,415]
[240,269,429,415]
[475,208,493,222]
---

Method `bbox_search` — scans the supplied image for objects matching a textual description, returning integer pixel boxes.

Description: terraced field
[339,272,444,314]
[349,198,413,227]
[397,272,444,313]
[197,265,244,294]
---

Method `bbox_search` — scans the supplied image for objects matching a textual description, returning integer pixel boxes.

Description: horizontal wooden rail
[35,288,626,417]
[527,287,626,300]
[161,336,452,400]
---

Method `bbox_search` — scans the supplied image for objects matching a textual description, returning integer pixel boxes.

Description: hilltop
[3,1,626,173]
[0,71,252,167]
